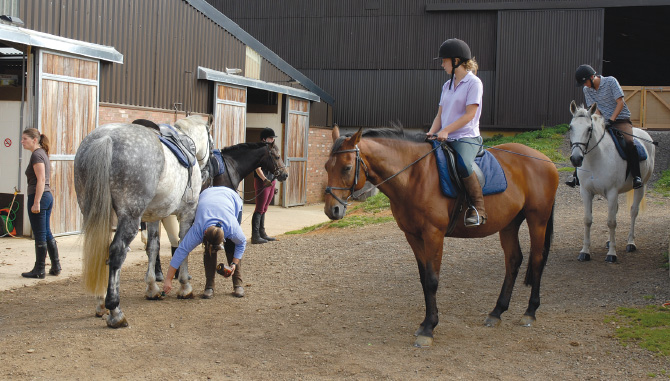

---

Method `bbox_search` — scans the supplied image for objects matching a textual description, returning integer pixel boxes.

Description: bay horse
[74,115,211,328]
[568,101,655,262]
[324,126,559,347]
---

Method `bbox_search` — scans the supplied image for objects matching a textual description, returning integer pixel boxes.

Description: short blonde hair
[461,57,479,75]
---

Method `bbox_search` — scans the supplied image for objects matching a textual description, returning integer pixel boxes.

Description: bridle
[570,114,605,156]
[324,145,369,207]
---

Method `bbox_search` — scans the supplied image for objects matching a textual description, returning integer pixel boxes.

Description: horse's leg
[105,214,140,328]
[605,189,620,263]
[144,221,163,300]
[626,187,645,253]
[95,296,106,318]
[485,220,524,327]
[176,214,195,299]
[520,210,553,327]
[578,190,595,261]
[404,230,444,348]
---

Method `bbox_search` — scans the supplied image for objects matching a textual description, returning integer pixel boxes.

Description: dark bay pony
[324,126,559,347]
[74,116,211,328]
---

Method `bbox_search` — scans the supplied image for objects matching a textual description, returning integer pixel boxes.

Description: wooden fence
[623,86,670,130]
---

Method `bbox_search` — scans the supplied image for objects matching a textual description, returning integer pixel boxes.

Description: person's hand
[436,130,449,141]
[163,278,173,295]
[605,119,614,129]
[31,203,40,214]
[263,179,272,188]
[274,188,278,195]
[426,132,437,140]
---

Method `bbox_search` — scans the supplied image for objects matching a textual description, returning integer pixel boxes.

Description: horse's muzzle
[324,203,346,220]
[570,153,583,168]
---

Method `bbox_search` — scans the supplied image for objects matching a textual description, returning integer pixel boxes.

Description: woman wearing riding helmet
[427,38,486,227]
[566,64,642,189]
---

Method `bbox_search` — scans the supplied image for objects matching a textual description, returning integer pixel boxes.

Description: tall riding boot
[565,169,580,188]
[251,212,267,244]
[154,252,164,282]
[259,213,276,241]
[626,144,643,189]
[22,242,47,279]
[46,238,61,276]
[224,240,244,298]
[462,172,487,227]
[202,247,217,299]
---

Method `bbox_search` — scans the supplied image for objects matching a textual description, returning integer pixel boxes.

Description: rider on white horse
[566,64,642,189]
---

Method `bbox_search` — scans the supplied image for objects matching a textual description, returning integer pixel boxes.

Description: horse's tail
[79,135,114,296]
[524,202,554,286]
[626,189,647,214]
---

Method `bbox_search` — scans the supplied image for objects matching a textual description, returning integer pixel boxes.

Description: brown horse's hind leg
[405,231,443,347]
[486,219,524,327]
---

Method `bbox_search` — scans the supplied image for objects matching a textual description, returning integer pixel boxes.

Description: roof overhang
[198,66,320,102]
[0,23,123,63]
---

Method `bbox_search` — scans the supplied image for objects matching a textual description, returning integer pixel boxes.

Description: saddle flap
[158,124,197,168]
[607,128,648,161]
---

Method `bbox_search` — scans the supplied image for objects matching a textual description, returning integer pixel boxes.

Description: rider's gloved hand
[605,119,614,129]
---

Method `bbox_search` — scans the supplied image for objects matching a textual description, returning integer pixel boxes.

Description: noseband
[324,145,369,207]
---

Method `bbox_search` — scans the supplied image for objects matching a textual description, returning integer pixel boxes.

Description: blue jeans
[27,192,54,243]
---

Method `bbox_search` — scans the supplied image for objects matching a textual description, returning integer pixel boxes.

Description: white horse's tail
[80,135,114,296]
[626,189,647,214]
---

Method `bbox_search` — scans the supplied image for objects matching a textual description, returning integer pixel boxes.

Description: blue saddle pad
[211,149,226,177]
[431,140,508,198]
[607,128,648,161]
[157,124,196,168]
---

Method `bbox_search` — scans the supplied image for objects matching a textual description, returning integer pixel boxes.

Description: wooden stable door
[38,51,99,235]
[212,84,246,148]
[283,97,309,207]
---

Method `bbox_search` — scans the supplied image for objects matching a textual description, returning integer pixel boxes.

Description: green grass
[653,169,670,197]
[606,305,670,356]
[483,123,570,163]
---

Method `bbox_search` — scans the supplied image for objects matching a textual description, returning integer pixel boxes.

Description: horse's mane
[331,123,426,153]
[573,104,604,128]
[219,142,268,154]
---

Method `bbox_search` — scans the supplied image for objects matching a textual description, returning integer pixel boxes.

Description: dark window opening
[247,87,278,113]
[604,6,670,86]
[0,43,25,101]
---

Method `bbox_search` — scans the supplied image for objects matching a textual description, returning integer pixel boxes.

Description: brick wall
[99,103,207,126]
[305,126,333,204]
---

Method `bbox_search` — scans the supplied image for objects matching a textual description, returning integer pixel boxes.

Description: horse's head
[324,126,368,220]
[568,101,599,167]
[262,142,288,182]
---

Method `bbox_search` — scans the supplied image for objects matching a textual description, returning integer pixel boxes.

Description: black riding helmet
[260,127,277,140]
[575,64,596,87]
[435,38,472,89]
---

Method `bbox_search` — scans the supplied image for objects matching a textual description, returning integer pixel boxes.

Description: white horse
[568,101,656,263]
[74,115,211,327]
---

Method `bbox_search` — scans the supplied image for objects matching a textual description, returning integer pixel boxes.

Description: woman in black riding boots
[251,127,279,244]
[21,128,60,278]
[568,64,642,189]
[426,38,486,227]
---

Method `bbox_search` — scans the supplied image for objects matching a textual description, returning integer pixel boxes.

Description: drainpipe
[16,47,26,192]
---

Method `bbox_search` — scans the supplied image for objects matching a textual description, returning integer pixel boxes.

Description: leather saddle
[132,119,197,168]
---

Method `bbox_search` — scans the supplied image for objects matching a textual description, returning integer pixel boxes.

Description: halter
[324,145,369,207]
[570,114,605,156]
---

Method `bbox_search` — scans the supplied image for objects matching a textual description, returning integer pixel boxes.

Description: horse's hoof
[145,293,164,301]
[106,314,129,328]
[577,252,591,262]
[484,315,501,327]
[95,311,105,318]
[177,292,194,299]
[605,255,617,263]
[626,244,637,253]
[520,315,536,327]
[414,335,433,348]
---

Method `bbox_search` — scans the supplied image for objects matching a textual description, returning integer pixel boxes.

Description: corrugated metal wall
[0,0,19,16]
[19,0,292,114]
[495,9,603,127]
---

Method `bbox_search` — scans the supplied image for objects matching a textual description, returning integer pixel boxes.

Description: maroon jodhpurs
[254,177,276,213]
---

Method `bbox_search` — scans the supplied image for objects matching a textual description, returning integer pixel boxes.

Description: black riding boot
[46,238,61,276]
[155,253,164,282]
[22,242,47,279]
[565,169,580,188]
[462,173,487,227]
[626,144,643,189]
[251,212,267,244]
[259,213,276,241]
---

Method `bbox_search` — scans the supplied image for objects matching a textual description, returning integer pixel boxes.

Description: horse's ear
[350,127,363,145]
[570,100,577,116]
[588,102,597,116]
[332,124,340,141]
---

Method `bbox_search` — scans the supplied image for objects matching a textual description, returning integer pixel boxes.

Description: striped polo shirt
[583,76,630,121]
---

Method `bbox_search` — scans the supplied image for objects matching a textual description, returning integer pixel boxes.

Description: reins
[325,143,440,207]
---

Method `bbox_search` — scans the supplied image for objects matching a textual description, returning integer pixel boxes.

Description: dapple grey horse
[74,115,211,328]
[569,101,655,263]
